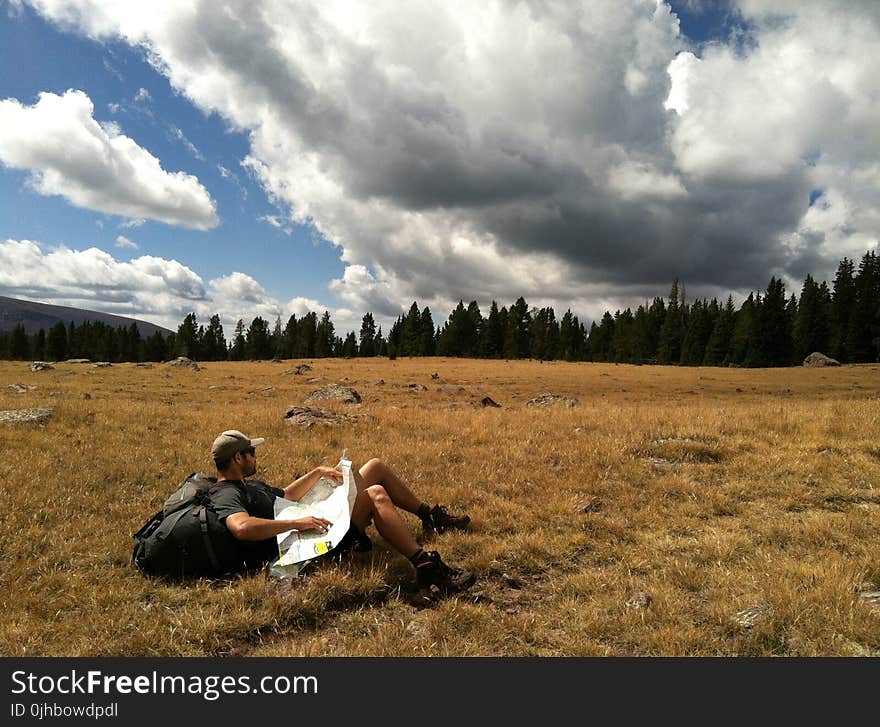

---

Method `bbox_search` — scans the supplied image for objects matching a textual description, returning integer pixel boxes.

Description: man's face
[239,447,257,478]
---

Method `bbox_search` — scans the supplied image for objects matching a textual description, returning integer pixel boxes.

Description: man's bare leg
[350,484,419,557]
[357,458,424,514]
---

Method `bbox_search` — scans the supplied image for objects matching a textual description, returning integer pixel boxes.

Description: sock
[408,548,426,564]
[415,502,432,519]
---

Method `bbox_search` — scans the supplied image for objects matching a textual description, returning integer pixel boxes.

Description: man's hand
[292,516,332,533]
[316,466,344,486]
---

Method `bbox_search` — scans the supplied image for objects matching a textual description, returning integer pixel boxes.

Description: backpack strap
[197,505,222,573]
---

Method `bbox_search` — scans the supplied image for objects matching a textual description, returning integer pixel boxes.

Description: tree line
[2,250,877,366]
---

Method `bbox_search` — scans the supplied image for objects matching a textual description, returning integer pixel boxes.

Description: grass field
[2,357,879,656]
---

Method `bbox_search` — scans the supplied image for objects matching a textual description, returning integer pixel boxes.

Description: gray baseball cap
[211,430,265,461]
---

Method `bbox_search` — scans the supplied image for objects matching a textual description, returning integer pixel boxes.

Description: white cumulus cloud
[0,89,218,229]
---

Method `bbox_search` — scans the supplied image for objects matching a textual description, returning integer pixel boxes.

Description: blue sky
[0,3,343,313]
[1,1,877,335]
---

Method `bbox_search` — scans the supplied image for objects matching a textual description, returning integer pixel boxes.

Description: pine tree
[144,330,169,362]
[359,313,376,356]
[175,313,200,359]
[342,331,358,358]
[846,251,880,362]
[296,312,318,357]
[793,275,830,361]
[703,296,735,365]
[47,321,68,362]
[315,311,335,357]
[481,301,503,358]
[9,323,31,361]
[229,319,246,360]
[420,307,436,355]
[658,279,685,364]
[503,297,530,358]
[680,299,711,365]
[278,314,298,359]
[758,277,792,367]
[830,257,856,361]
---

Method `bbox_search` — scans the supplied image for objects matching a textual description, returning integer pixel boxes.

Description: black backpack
[132,473,247,579]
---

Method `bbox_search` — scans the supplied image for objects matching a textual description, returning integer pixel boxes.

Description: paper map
[273,455,357,566]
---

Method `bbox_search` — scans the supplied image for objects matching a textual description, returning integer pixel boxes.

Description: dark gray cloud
[25,0,880,323]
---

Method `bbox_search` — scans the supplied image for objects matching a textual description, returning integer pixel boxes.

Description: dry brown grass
[2,357,880,656]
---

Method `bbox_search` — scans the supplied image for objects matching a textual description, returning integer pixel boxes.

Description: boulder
[165,356,201,370]
[284,405,367,427]
[526,393,578,407]
[0,406,53,425]
[303,385,362,405]
[803,351,841,367]
[437,385,465,394]
[30,361,54,372]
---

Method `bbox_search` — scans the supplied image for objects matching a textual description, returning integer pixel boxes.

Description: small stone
[480,396,501,408]
[577,497,602,513]
[431,372,440,380]
[526,393,578,407]
[625,591,653,609]
[371,379,385,385]
[83,392,92,400]
[732,603,772,628]
[859,591,880,614]
[92,362,112,368]
[30,361,54,372]
[7,384,30,393]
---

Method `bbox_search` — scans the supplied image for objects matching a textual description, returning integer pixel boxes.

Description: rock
[371,379,385,386]
[625,591,653,609]
[803,352,841,367]
[480,396,501,408]
[165,356,201,370]
[431,372,440,380]
[407,383,428,391]
[250,386,275,394]
[63,358,91,364]
[526,393,578,407]
[577,497,602,513]
[859,591,880,614]
[83,392,92,400]
[92,362,112,368]
[437,385,465,394]
[732,604,772,628]
[306,377,323,383]
[135,363,153,368]
[0,407,53,425]
[7,384,32,393]
[30,361,54,371]
[284,405,367,427]
[303,385,362,405]
[289,364,313,375]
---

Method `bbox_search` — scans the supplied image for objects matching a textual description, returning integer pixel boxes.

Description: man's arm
[282,466,343,501]
[225,512,332,542]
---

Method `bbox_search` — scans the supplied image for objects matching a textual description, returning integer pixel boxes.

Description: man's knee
[363,457,383,471]
[366,484,389,506]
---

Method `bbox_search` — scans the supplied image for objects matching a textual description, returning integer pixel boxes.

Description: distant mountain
[0,296,173,337]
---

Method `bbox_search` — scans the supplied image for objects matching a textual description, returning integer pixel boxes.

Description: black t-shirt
[211,479,286,567]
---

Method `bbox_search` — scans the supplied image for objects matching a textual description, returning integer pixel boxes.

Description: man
[210,430,476,593]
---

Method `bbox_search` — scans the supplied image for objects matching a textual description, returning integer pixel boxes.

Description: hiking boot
[413,550,476,593]
[421,504,471,536]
